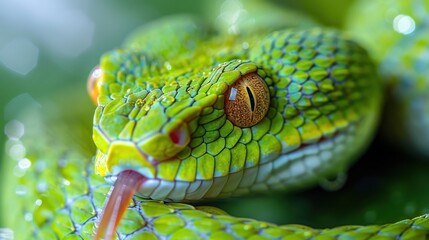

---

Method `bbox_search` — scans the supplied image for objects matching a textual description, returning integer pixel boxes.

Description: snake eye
[87,65,102,104]
[224,73,270,127]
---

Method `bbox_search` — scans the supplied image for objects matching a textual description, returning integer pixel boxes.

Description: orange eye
[224,73,270,127]
[87,65,102,105]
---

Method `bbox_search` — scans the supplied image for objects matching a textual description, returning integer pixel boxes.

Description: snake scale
[2,1,429,239]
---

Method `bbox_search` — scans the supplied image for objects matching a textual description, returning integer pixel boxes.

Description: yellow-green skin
[3,13,429,240]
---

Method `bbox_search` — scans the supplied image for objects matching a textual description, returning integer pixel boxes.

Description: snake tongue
[94,170,145,240]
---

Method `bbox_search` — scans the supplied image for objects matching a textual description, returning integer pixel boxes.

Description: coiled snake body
[2,9,429,240]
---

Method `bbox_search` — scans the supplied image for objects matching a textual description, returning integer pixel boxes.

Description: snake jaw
[94,170,146,240]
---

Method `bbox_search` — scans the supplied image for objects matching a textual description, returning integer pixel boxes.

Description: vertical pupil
[246,86,255,112]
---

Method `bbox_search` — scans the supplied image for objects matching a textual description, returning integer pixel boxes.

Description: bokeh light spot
[4,120,25,140]
[393,14,415,35]
[0,38,39,75]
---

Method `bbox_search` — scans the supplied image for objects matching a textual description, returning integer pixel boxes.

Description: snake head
[89,48,273,198]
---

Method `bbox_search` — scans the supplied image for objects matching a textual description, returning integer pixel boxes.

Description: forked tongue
[94,170,145,240]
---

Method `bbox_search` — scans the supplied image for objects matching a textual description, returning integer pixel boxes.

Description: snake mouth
[94,170,146,240]
[95,140,158,178]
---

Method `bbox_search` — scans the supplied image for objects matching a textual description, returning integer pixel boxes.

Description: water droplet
[161,96,175,106]
[4,120,25,140]
[393,14,416,35]
[167,96,175,102]
[135,99,144,108]
[319,172,347,191]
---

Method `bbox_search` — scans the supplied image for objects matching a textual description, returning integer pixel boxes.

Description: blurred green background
[2,0,429,230]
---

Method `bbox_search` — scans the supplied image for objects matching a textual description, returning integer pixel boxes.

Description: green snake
[3,1,429,239]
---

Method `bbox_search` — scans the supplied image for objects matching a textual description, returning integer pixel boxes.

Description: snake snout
[95,141,156,178]
[95,123,191,178]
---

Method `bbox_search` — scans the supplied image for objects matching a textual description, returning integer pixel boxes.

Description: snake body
[2,4,429,240]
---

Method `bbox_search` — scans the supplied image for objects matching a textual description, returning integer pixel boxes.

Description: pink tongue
[94,170,145,240]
